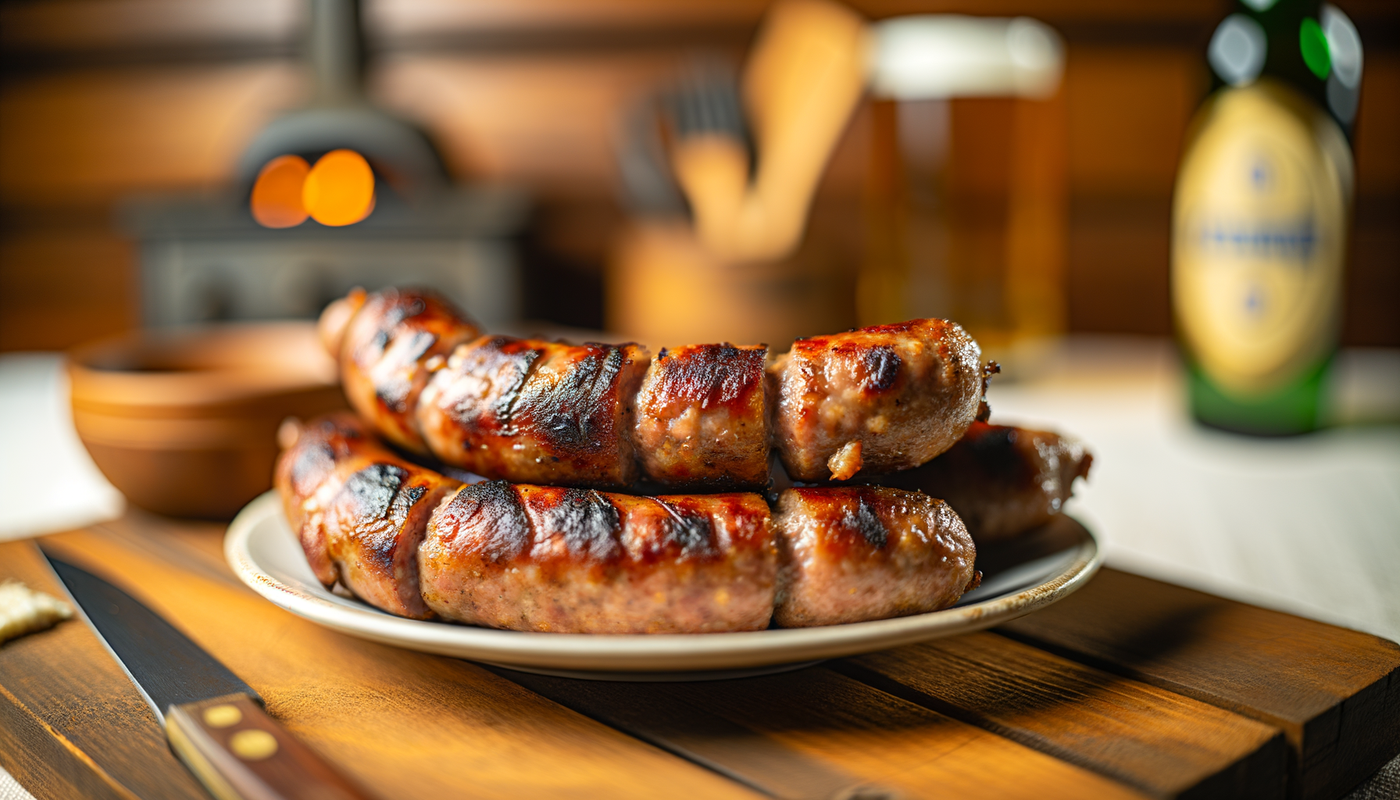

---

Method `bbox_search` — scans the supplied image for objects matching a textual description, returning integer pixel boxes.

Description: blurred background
[0,0,1397,643]
[0,0,1394,353]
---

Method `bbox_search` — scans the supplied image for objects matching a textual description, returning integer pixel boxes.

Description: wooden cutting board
[1,511,1397,800]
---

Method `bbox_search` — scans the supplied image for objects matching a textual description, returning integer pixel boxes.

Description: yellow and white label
[1172,81,1350,397]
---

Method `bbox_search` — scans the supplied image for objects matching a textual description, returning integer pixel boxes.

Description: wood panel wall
[1,0,1396,350]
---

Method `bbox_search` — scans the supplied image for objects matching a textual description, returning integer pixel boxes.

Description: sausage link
[873,421,1093,543]
[278,414,979,632]
[321,288,984,487]
[633,343,772,489]
[772,486,975,627]
[275,413,461,619]
[420,483,777,633]
[417,336,651,487]
[336,287,481,454]
[768,319,983,481]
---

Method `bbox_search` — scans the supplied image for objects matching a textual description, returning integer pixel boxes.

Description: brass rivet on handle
[202,704,242,728]
[230,729,279,760]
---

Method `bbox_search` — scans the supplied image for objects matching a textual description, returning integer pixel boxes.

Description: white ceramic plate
[226,491,1101,680]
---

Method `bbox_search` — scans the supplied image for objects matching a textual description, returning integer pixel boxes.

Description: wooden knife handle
[165,694,374,800]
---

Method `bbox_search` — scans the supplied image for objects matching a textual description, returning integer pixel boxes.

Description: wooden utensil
[670,0,870,262]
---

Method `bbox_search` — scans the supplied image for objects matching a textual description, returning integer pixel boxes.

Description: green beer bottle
[1172,0,1362,434]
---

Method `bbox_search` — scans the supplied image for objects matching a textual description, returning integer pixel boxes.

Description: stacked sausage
[866,421,1094,543]
[278,287,1085,634]
[278,413,975,632]
[319,287,985,488]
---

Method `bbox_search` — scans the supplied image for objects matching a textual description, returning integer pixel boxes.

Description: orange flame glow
[250,155,311,228]
[251,150,377,229]
[303,149,376,227]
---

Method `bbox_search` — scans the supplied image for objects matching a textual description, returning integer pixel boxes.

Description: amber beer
[1172,1,1361,434]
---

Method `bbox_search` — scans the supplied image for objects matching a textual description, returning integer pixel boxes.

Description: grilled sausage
[277,414,980,632]
[336,287,481,454]
[768,319,983,481]
[417,336,651,488]
[419,483,776,633]
[321,288,985,488]
[876,421,1093,543]
[772,486,975,627]
[632,343,772,489]
[275,413,461,619]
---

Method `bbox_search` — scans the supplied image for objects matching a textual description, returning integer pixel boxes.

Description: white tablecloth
[986,337,1400,644]
[0,354,124,541]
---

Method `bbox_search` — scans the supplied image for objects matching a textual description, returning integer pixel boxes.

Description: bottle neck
[1209,0,1361,142]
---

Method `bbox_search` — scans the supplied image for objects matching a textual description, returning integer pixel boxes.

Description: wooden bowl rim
[68,322,338,410]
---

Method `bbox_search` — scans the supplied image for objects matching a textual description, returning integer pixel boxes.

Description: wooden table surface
[2,510,1397,800]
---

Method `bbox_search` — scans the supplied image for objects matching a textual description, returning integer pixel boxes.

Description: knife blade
[41,548,374,800]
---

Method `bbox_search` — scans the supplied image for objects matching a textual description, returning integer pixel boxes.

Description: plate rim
[225,490,1102,673]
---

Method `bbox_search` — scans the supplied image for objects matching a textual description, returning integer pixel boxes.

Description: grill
[123,0,527,329]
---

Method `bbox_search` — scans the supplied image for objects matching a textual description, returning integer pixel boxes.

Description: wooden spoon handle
[166,694,374,800]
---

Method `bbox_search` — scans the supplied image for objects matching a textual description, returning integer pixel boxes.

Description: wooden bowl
[68,322,346,519]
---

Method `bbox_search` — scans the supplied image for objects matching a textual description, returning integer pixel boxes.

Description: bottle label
[1172,82,1348,398]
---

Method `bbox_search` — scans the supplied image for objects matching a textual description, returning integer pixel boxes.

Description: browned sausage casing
[773,486,975,627]
[768,319,983,481]
[419,483,777,633]
[323,289,987,488]
[877,421,1093,543]
[632,343,771,489]
[275,413,460,619]
[337,288,481,454]
[277,414,982,632]
[417,336,651,488]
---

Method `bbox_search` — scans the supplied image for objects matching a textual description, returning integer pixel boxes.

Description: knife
[40,548,374,800]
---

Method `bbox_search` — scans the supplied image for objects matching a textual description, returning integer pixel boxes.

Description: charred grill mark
[845,494,888,549]
[369,330,390,355]
[344,463,409,520]
[360,289,465,362]
[376,379,412,413]
[489,341,542,434]
[362,293,417,358]
[376,330,439,412]
[655,500,718,558]
[526,345,626,456]
[442,337,546,436]
[285,416,364,494]
[440,481,531,562]
[340,463,429,572]
[788,487,889,550]
[401,484,428,513]
[535,488,623,562]
[653,344,765,410]
[862,346,902,393]
[402,330,437,362]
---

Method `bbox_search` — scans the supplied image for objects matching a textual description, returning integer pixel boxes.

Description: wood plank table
[2,511,1397,800]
